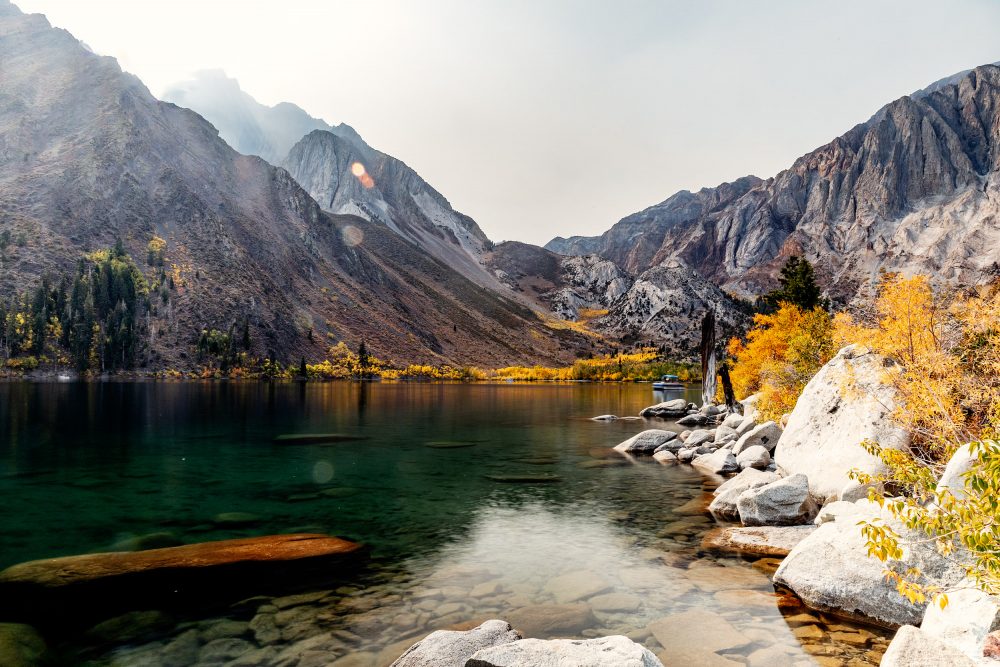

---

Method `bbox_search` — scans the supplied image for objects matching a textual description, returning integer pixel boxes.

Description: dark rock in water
[425,441,478,449]
[273,434,370,445]
[676,413,708,427]
[213,512,261,527]
[108,532,184,552]
[318,487,361,498]
[639,399,689,419]
[85,610,174,645]
[0,623,48,667]
[0,534,364,626]
[505,603,595,637]
[485,474,561,484]
[514,457,558,466]
[577,459,630,469]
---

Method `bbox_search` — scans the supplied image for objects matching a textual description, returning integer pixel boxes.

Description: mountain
[547,65,1000,299]
[282,130,496,289]
[161,70,362,165]
[484,243,746,356]
[164,73,497,289]
[0,1,588,369]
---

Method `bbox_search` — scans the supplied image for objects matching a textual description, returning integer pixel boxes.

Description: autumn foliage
[726,304,835,422]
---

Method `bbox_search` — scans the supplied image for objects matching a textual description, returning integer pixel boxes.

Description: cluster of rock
[390,619,661,667]
[620,345,1000,665]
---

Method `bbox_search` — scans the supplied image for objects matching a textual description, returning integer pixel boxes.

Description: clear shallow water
[0,381,890,666]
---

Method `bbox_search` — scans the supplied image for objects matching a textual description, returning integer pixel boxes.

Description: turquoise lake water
[0,381,890,665]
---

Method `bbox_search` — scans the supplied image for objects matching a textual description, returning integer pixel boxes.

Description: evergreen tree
[762,256,828,311]
[357,341,369,378]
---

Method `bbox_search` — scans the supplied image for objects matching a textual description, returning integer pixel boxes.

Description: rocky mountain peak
[548,63,1000,300]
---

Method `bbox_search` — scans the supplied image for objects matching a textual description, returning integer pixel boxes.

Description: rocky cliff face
[547,66,1000,298]
[485,243,747,356]
[282,130,496,288]
[0,1,588,368]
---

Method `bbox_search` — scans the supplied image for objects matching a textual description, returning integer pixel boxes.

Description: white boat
[652,374,684,390]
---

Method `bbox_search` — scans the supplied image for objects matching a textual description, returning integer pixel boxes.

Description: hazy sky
[15,0,1000,245]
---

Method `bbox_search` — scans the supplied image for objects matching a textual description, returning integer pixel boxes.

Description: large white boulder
[920,585,1000,663]
[391,620,520,667]
[935,443,978,501]
[736,473,817,526]
[774,500,967,627]
[774,345,909,502]
[880,625,977,667]
[614,430,677,455]
[466,636,662,667]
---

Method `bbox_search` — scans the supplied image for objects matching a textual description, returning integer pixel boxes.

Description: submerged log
[0,534,364,625]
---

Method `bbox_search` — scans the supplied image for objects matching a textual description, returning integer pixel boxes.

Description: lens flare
[312,460,334,484]
[341,224,364,247]
[350,162,375,189]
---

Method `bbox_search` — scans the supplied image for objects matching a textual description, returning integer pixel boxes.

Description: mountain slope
[162,73,496,289]
[547,65,1000,298]
[282,130,496,288]
[484,243,747,356]
[0,1,587,368]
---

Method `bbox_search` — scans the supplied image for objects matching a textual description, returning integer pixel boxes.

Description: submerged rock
[273,433,369,444]
[591,415,619,421]
[0,623,48,667]
[467,636,662,667]
[485,474,561,483]
[774,345,909,502]
[543,570,613,604]
[613,430,677,455]
[0,534,363,621]
[505,604,595,638]
[390,619,521,667]
[648,609,751,665]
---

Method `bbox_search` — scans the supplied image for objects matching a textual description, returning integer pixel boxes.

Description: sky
[14,0,1000,246]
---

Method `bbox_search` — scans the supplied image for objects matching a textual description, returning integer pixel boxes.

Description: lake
[0,381,890,665]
